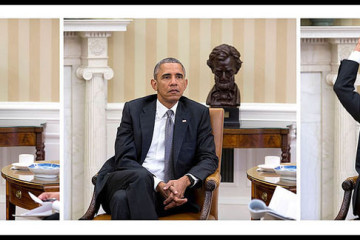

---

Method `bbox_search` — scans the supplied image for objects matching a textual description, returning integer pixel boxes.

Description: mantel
[301,26,360,39]
[64,19,132,32]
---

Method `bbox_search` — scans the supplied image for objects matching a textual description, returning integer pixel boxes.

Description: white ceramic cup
[248,199,267,220]
[265,156,280,166]
[19,154,35,165]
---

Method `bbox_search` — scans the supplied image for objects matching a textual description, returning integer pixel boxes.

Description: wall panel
[108,18,297,104]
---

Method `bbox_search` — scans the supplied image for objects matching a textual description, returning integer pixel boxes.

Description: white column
[76,31,114,210]
[301,38,332,220]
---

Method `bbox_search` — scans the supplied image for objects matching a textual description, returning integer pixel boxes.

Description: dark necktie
[164,109,174,182]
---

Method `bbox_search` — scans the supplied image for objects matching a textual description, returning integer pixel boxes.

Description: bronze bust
[206,44,242,107]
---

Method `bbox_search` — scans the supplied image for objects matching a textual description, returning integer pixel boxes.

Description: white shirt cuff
[153,176,162,191]
[348,51,360,63]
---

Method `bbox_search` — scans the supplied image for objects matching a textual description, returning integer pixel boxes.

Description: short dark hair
[153,57,186,80]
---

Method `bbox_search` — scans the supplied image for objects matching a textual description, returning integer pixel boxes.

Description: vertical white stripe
[18,19,30,101]
[199,19,212,102]
[178,19,190,97]
[156,19,168,61]
[265,19,277,103]
[0,20,8,101]
[39,19,52,101]
[286,19,296,103]
[243,19,255,102]
[134,19,146,98]
[222,19,233,45]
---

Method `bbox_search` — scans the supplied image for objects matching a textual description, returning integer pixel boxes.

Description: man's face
[151,62,188,109]
[213,56,236,86]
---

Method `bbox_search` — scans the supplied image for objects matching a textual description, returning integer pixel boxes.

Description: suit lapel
[173,100,190,168]
[140,99,156,163]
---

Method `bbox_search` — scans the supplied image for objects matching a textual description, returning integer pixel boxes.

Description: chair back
[194,107,224,219]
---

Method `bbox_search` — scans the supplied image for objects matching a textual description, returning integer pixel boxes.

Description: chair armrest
[335,176,358,220]
[204,170,221,191]
[200,170,221,220]
[92,173,98,185]
[79,174,100,220]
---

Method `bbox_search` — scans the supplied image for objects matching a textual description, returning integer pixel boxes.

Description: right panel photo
[301,18,360,220]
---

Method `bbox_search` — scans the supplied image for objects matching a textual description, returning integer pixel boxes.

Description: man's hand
[355,38,360,52]
[156,176,191,210]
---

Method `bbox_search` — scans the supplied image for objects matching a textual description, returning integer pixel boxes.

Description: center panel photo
[63,18,297,221]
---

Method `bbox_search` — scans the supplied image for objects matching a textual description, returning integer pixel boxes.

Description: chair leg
[79,191,100,220]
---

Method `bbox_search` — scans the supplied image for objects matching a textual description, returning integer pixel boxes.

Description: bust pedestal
[223,107,240,128]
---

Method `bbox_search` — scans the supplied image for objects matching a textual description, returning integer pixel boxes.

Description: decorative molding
[64,32,78,38]
[301,38,327,44]
[0,102,60,121]
[63,19,132,32]
[0,104,60,147]
[328,38,358,45]
[79,32,112,38]
[76,66,114,81]
[88,38,106,56]
[301,26,360,39]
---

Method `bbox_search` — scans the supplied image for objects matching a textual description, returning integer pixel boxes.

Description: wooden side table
[1,162,59,220]
[246,165,296,206]
[0,125,45,160]
[223,128,291,163]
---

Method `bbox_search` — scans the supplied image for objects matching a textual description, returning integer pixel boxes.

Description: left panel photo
[0,18,60,220]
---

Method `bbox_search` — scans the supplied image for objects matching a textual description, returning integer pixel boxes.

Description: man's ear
[151,79,157,91]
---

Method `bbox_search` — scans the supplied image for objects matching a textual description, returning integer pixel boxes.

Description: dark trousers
[101,167,195,220]
[102,167,158,220]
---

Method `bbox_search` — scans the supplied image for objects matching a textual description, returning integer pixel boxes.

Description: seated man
[95,57,219,219]
[333,38,360,216]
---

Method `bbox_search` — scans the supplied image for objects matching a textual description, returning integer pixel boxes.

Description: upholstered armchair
[80,107,224,220]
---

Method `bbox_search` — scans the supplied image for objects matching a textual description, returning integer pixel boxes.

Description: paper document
[13,192,59,219]
[248,186,297,220]
[266,186,297,220]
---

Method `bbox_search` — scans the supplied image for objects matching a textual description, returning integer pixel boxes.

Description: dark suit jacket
[95,94,219,209]
[333,59,360,216]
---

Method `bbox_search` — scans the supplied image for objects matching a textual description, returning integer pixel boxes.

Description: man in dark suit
[333,38,360,217]
[95,57,218,219]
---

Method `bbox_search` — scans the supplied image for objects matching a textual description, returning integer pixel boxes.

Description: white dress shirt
[142,99,198,191]
[348,50,360,63]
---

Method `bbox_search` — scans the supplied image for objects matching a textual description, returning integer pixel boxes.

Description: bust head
[206,44,242,107]
[207,44,242,91]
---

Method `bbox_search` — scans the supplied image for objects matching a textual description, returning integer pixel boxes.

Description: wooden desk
[223,128,290,163]
[0,125,45,160]
[246,165,296,206]
[1,163,59,220]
